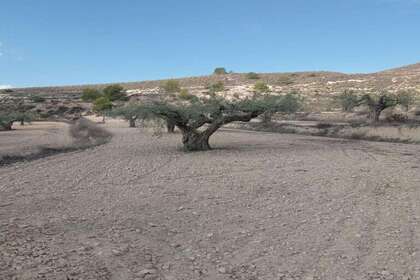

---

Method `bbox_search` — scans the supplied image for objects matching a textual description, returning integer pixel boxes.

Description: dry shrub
[69,118,112,146]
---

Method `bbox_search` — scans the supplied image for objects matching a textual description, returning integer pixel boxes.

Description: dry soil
[1,126,420,280]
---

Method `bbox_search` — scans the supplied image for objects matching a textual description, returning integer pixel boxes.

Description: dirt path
[1,127,420,280]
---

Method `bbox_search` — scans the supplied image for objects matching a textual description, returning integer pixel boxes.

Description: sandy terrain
[1,126,420,279]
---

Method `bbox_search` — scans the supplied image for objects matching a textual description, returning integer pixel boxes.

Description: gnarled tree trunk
[167,119,176,133]
[369,96,389,123]
[0,121,14,131]
[179,121,223,151]
[129,117,136,128]
[261,111,273,125]
[181,130,211,151]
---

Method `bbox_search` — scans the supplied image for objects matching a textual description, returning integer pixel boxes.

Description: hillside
[2,63,420,120]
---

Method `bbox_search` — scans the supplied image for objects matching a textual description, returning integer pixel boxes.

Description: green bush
[397,91,414,111]
[81,88,102,102]
[103,84,127,101]
[30,95,46,103]
[207,82,225,94]
[246,72,260,80]
[162,80,181,93]
[178,88,199,102]
[254,82,270,93]
[213,67,227,75]
[93,97,113,113]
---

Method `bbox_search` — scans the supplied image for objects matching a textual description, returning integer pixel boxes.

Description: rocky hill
[2,62,420,118]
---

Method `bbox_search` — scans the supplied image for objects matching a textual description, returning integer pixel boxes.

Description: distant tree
[109,103,141,127]
[261,92,302,125]
[253,81,270,94]
[337,90,361,112]
[0,114,17,131]
[360,93,400,122]
[162,80,181,93]
[397,90,415,111]
[112,93,302,151]
[93,97,113,122]
[103,84,127,101]
[246,72,260,80]
[213,67,227,75]
[81,88,102,102]
[0,109,36,130]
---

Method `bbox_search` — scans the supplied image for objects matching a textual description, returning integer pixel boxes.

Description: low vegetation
[207,81,225,95]
[81,88,102,102]
[253,81,270,94]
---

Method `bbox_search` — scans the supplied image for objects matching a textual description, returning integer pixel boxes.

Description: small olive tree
[114,93,301,151]
[337,90,414,122]
[0,111,35,130]
[93,97,113,122]
[361,93,403,122]
[109,104,140,127]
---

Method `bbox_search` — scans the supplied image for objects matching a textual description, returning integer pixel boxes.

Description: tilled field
[1,127,420,280]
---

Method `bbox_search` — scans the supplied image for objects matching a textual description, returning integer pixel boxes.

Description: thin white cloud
[0,52,3,57]
[0,85,12,89]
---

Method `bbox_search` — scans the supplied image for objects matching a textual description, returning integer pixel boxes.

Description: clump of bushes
[103,84,127,101]
[82,84,127,102]
[80,84,127,122]
[246,72,260,80]
[213,67,227,75]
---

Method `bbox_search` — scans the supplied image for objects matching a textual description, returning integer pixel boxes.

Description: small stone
[137,268,157,277]
[218,267,227,274]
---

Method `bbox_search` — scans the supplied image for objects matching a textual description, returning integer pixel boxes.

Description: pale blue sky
[1,0,419,88]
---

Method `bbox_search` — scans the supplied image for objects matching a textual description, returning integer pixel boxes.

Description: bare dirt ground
[0,122,72,160]
[2,126,420,280]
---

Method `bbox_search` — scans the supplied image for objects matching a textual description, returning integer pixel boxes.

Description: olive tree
[359,92,413,122]
[110,104,140,127]
[161,80,183,132]
[337,90,414,122]
[93,97,113,122]
[0,111,35,130]
[115,93,301,151]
